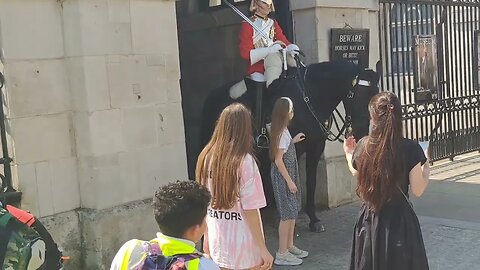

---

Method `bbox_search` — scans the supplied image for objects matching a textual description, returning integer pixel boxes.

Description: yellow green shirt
[110,233,219,270]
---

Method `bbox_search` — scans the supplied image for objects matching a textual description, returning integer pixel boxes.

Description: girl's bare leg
[279,219,291,253]
[287,219,296,248]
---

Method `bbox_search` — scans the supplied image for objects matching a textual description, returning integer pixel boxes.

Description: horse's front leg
[305,141,326,233]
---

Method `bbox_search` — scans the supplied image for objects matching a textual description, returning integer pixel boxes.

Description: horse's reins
[293,57,353,142]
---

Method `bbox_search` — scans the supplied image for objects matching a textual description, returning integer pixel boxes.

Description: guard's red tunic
[239,19,291,76]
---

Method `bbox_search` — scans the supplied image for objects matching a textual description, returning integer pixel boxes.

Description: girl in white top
[196,103,273,270]
[269,97,308,266]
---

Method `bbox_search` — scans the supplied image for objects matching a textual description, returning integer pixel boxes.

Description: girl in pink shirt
[196,103,274,270]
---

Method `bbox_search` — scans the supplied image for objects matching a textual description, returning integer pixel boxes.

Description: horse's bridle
[293,58,354,142]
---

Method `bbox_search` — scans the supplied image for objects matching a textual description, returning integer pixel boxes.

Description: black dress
[350,138,429,270]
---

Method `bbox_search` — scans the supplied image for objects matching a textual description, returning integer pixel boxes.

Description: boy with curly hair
[110,181,219,270]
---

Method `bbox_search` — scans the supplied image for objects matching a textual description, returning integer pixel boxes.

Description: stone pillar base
[298,153,329,209]
[325,156,358,208]
[39,211,82,270]
[298,153,358,210]
[40,200,157,270]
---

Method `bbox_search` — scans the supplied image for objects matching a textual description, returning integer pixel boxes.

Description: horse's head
[265,60,357,132]
[267,60,359,112]
[344,66,381,141]
[304,60,360,114]
[265,60,379,142]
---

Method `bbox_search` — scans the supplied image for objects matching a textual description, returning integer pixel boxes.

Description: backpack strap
[143,240,162,255]
[6,205,36,227]
[135,239,202,270]
[166,253,202,270]
[122,240,144,270]
[130,240,162,270]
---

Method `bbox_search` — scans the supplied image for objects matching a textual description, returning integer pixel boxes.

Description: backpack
[134,241,201,270]
[5,205,65,270]
[0,207,46,270]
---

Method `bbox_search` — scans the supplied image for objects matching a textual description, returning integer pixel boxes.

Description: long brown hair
[269,97,293,161]
[357,92,404,212]
[195,103,253,209]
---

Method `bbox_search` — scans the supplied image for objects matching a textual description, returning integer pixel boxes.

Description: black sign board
[413,35,439,102]
[330,29,370,69]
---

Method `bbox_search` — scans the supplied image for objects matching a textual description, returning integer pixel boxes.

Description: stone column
[0,0,83,266]
[0,0,187,268]
[291,0,380,208]
[63,0,187,267]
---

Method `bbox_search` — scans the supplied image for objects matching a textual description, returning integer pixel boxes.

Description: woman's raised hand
[343,136,357,155]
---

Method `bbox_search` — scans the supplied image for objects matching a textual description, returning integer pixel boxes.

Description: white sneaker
[288,245,309,258]
[274,251,303,266]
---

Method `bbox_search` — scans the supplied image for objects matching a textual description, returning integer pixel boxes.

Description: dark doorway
[273,0,293,41]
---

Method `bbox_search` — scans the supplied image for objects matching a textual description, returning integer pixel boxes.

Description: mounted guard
[235,0,301,147]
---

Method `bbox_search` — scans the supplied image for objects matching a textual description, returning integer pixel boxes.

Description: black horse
[201,60,379,232]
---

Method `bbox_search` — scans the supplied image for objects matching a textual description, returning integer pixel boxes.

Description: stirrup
[256,128,269,149]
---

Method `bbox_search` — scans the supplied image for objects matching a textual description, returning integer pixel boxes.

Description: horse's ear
[375,60,383,79]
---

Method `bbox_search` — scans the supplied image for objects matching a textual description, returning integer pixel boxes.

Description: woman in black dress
[343,92,431,270]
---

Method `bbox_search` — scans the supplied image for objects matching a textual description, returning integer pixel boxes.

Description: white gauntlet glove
[286,44,300,57]
[250,43,283,65]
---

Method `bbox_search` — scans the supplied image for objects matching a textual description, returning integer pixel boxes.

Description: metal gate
[0,71,20,203]
[379,0,480,161]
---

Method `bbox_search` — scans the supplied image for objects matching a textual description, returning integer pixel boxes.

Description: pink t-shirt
[204,154,267,270]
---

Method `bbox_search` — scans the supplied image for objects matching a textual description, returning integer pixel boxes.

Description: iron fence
[379,0,480,161]
[0,71,21,203]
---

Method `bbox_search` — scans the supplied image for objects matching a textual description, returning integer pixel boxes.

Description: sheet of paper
[419,141,429,152]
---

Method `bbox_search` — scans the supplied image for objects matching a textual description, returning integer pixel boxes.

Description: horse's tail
[200,95,216,148]
[199,79,249,148]
[199,84,230,148]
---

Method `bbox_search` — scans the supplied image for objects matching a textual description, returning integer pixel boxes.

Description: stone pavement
[263,153,480,270]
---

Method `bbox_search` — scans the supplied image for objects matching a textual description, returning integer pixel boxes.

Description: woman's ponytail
[356,92,404,212]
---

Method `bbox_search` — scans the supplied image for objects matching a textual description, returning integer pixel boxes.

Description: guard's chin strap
[342,78,375,140]
[341,92,355,141]
[253,13,269,20]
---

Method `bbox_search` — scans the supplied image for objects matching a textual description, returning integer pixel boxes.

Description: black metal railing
[0,71,21,204]
[379,0,480,162]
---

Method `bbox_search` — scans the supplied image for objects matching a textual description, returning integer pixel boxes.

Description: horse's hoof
[309,222,326,233]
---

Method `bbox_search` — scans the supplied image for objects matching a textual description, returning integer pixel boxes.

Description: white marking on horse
[229,80,247,99]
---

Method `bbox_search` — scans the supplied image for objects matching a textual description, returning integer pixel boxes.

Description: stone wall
[292,0,380,208]
[0,0,186,269]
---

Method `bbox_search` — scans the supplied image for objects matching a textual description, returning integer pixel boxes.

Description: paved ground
[263,153,480,270]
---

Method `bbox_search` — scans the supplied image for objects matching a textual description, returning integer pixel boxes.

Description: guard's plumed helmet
[250,0,275,12]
